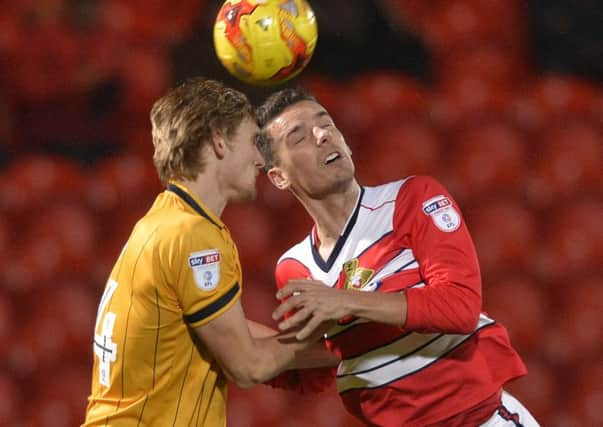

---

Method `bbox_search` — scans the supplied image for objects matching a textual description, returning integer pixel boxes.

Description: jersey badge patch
[422,195,461,232]
[189,249,221,291]
[342,258,376,291]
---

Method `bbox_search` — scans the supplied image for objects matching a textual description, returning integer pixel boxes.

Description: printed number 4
[94,279,118,386]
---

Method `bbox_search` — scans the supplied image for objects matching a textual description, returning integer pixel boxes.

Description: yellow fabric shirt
[83,182,242,426]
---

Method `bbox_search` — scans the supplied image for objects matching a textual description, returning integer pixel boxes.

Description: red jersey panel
[272,176,527,426]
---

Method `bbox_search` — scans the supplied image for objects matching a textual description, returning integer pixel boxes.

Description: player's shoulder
[393,175,461,218]
[277,234,312,266]
[362,178,408,204]
[150,207,228,252]
[362,176,436,206]
[397,175,449,196]
[363,175,451,213]
[157,209,219,234]
[275,236,314,286]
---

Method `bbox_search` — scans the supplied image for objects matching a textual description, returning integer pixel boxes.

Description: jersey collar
[166,181,224,229]
[310,186,364,272]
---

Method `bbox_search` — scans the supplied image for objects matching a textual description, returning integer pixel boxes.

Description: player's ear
[267,166,290,191]
[210,130,227,159]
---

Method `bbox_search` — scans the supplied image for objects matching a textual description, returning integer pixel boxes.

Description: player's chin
[232,186,257,203]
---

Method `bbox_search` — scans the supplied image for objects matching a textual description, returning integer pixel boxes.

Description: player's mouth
[324,151,341,165]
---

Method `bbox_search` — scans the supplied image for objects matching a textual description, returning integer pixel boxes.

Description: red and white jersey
[274,176,527,426]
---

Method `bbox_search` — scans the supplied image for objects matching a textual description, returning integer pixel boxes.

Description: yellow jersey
[84,182,242,426]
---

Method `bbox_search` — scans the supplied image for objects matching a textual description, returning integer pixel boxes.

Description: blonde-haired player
[83,78,337,426]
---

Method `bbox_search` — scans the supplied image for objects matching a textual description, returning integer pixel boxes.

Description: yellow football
[213,0,318,85]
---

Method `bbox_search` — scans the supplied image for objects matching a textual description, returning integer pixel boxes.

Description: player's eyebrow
[315,110,330,120]
[284,110,331,139]
[285,124,302,139]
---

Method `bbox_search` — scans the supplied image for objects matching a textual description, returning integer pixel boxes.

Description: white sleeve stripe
[336,314,495,393]
[368,249,416,285]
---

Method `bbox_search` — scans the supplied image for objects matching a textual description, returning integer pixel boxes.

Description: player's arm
[176,225,332,388]
[194,300,332,389]
[396,175,482,334]
[247,319,340,369]
[251,318,338,394]
[273,280,406,339]
[258,259,339,394]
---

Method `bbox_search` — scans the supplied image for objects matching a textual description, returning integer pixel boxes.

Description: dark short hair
[256,87,316,171]
[150,77,253,184]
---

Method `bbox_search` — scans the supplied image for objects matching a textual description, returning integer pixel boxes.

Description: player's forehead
[234,115,259,137]
[240,114,259,131]
[269,100,329,136]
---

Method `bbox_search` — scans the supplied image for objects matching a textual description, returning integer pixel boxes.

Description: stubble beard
[304,172,355,200]
[232,183,257,203]
[325,161,356,194]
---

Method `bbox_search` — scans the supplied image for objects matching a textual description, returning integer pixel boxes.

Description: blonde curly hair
[150,77,254,184]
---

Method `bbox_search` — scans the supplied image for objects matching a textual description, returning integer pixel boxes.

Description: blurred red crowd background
[0,0,602,426]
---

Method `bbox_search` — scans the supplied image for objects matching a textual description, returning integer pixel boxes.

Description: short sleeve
[166,222,242,328]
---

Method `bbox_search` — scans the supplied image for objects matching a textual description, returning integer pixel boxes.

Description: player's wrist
[343,289,365,318]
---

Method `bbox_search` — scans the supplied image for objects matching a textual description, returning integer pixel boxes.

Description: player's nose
[254,147,265,169]
[313,126,329,146]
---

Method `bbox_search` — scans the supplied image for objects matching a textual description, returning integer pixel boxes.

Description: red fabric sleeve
[265,258,336,393]
[394,176,482,334]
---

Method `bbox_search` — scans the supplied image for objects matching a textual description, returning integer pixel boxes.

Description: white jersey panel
[277,179,408,287]
[336,314,496,393]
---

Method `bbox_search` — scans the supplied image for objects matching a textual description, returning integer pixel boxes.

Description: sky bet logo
[423,197,451,215]
[189,252,221,267]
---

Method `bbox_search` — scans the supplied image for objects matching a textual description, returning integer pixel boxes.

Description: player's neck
[307,181,361,249]
[180,173,227,218]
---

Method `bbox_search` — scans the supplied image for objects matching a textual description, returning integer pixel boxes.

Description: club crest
[422,195,461,232]
[188,249,221,291]
[342,258,376,291]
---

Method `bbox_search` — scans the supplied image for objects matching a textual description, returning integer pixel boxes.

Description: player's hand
[273,279,351,340]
